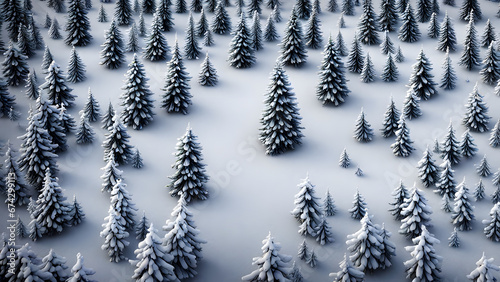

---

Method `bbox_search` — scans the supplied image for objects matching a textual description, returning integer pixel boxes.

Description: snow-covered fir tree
[0,79,16,118]
[15,216,28,238]
[346,213,385,272]
[316,35,350,106]
[459,0,481,22]
[323,189,337,216]
[381,97,400,138]
[327,0,338,12]
[329,253,365,282]
[35,94,68,153]
[156,0,174,32]
[185,14,202,60]
[98,4,108,22]
[349,190,367,220]
[142,0,156,13]
[241,232,292,281]
[379,0,398,32]
[228,13,256,68]
[50,0,66,13]
[440,49,457,90]
[120,54,155,129]
[432,0,440,13]
[399,184,433,238]
[100,152,123,193]
[402,89,422,120]
[126,23,140,53]
[100,20,125,69]
[4,144,30,206]
[342,0,355,16]
[483,202,500,241]
[196,8,209,37]
[476,155,491,177]
[40,249,70,281]
[291,175,323,237]
[480,43,500,85]
[347,33,365,73]
[3,0,25,42]
[295,0,312,19]
[280,8,307,67]
[460,129,477,158]
[101,102,115,130]
[76,112,95,144]
[143,12,170,61]
[416,0,432,23]
[82,88,100,122]
[435,160,457,201]
[135,211,149,240]
[493,170,500,203]
[264,13,279,42]
[337,12,346,27]
[360,53,376,83]
[199,53,218,86]
[408,49,437,100]
[211,1,232,35]
[381,53,399,82]
[65,0,92,46]
[398,3,421,43]
[27,14,44,50]
[100,207,130,262]
[25,69,39,100]
[427,12,439,38]
[417,146,439,187]
[481,19,497,48]
[289,261,304,282]
[203,30,215,46]
[353,108,373,142]
[41,46,54,71]
[110,178,138,230]
[339,148,350,168]
[167,124,209,202]
[335,30,348,56]
[404,225,442,281]
[44,13,52,28]
[102,117,134,165]
[389,180,409,220]
[451,178,475,231]
[130,223,177,281]
[114,0,133,26]
[161,41,192,114]
[467,253,500,281]
[68,195,85,226]
[59,105,76,135]
[297,239,309,261]
[5,243,53,281]
[131,149,143,169]
[306,249,317,268]
[191,0,203,12]
[259,63,304,155]
[48,18,63,40]
[490,119,500,148]
[17,24,36,58]
[391,115,415,157]
[448,227,460,247]
[380,31,395,55]
[459,13,481,70]
[305,7,322,49]
[2,42,29,87]
[379,223,396,270]
[395,45,405,62]
[41,61,76,108]
[67,253,96,282]
[175,0,188,13]
[357,0,380,45]
[251,11,264,51]
[473,179,486,201]
[67,47,86,83]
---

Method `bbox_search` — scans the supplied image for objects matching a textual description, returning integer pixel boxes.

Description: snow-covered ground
[1,0,500,280]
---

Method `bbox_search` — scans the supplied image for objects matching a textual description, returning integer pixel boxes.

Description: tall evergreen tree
[185,14,202,60]
[65,0,92,46]
[360,53,376,83]
[41,46,54,71]
[17,24,36,58]
[259,63,304,155]
[349,190,368,220]
[481,19,497,48]
[121,54,155,129]
[440,49,457,90]
[102,118,134,165]
[2,42,29,86]
[379,0,398,32]
[48,18,63,40]
[353,108,373,142]
[391,116,414,157]
[398,3,421,43]
[114,0,133,26]
[157,0,174,32]
[264,13,279,42]
[463,83,490,133]
[459,14,481,70]
[380,31,395,55]
[490,119,500,148]
[402,89,422,120]
[291,176,323,237]
[100,206,130,262]
[459,0,481,22]
[408,49,437,100]
[417,146,439,187]
[67,47,86,83]
[473,179,486,202]
[434,160,457,203]
[316,35,350,106]
[4,0,26,42]
[347,33,365,73]
[100,152,123,193]
[4,143,31,206]
[483,203,500,241]
[404,225,442,281]
[399,185,432,238]
[110,178,138,230]
[211,1,232,35]
[143,12,170,61]
[41,61,76,108]
[357,0,380,45]
[416,0,432,22]
[427,12,439,38]
[199,52,218,86]
[36,94,68,153]
[126,23,140,53]
[280,8,307,67]
[228,13,256,68]
[100,20,125,69]
[161,41,192,114]
[476,155,491,177]
[381,53,399,82]
[346,213,385,272]
[480,43,500,85]
[451,178,475,231]
[0,79,16,118]
[389,180,409,220]
[25,69,39,100]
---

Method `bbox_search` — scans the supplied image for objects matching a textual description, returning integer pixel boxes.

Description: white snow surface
[1,0,500,281]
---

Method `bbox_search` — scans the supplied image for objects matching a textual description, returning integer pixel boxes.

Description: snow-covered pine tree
[391,115,415,157]
[199,53,218,86]
[100,152,123,193]
[44,14,52,28]
[110,178,138,230]
[67,47,86,83]
[408,49,437,100]
[490,119,500,148]
[67,253,96,282]
[323,189,337,216]
[251,11,264,51]
[402,89,422,120]
[306,249,317,267]
[4,144,30,206]
[167,125,209,202]
[353,108,373,142]
[417,146,439,187]
[427,12,439,38]
[327,0,338,12]
[135,211,149,240]
[98,4,108,22]
[305,7,322,49]
[339,148,350,168]
[441,121,461,165]
[459,0,481,22]
[395,45,405,62]
[25,69,39,100]
[357,0,380,45]
[493,170,500,202]
[467,253,500,281]
[316,35,349,106]
[448,227,460,247]
[460,129,477,158]
[35,93,68,153]
[185,14,202,60]
[435,160,457,201]
[329,253,365,281]
[59,105,76,135]
[483,202,500,241]
[156,0,174,32]
[51,0,66,13]
[100,207,130,262]
[114,0,133,26]
[65,0,92,46]
[131,149,143,168]
[451,178,475,231]
[291,175,323,237]
[15,216,28,238]
[48,18,63,39]
[416,0,432,22]
[203,30,215,46]
[76,111,95,144]
[67,195,85,226]
[5,243,53,281]
[143,12,170,61]
[381,97,400,138]
[346,213,384,272]
[342,0,354,16]
[259,63,304,155]
[459,13,481,70]
[289,261,304,282]
[130,223,177,281]
[0,79,16,118]
[481,19,497,48]
[337,12,346,27]
[2,42,29,87]
[142,0,156,13]
[380,31,395,55]
[41,61,76,108]
[404,225,442,281]
[27,14,43,50]
[175,0,187,13]
[379,0,398,32]
[247,0,263,16]
[280,8,307,67]
[347,33,365,73]
[297,239,309,261]
[191,0,203,12]
[196,8,209,37]
[81,88,100,123]
[399,184,433,238]
[335,30,349,56]
[473,179,486,201]
[360,53,376,83]
[3,0,25,42]
[126,23,140,52]
[379,223,396,270]
[398,3,421,43]
[100,20,125,69]
[161,41,192,114]
[480,43,500,85]
[295,0,313,19]
[228,13,256,68]
[120,54,155,129]
[102,118,134,165]
[349,190,367,220]
[17,24,36,58]
[101,102,115,130]
[476,155,491,177]
[389,180,409,221]
[162,195,206,279]
[440,48,457,90]
[31,170,72,236]
[432,0,439,14]
[211,1,232,35]
[40,249,70,281]
[241,232,292,281]
[381,53,399,82]
[41,46,54,72]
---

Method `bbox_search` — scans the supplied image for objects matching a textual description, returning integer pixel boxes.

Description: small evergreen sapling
[83,88,100,122]
[185,14,202,60]
[337,12,346,28]
[297,239,309,261]
[467,253,500,281]
[135,211,149,240]
[381,97,400,137]
[483,202,500,241]
[441,122,461,165]
[68,195,85,226]
[448,227,460,247]
[476,155,491,177]
[48,18,62,39]
[349,190,367,220]
[203,30,215,46]
[451,178,475,231]
[353,108,373,142]
[473,179,486,201]
[398,3,421,43]
[161,41,192,114]
[481,19,497,48]
[211,1,232,35]
[76,112,95,144]
[101,102,115,130]
[324,189,337,216]
[289,261,304,282]
[347,33,365,73]
[316,217,334,245]
[306,249,317,267]
[100,20,125,69]
[380,31,395,55]
[44,14,52,28]
[417,146,439,187]
[360,53,376,83]
[131,149,143,169]
[389,180,409,220]
[427,12,439,38]
[395,45,405,62]
[459,14,481,71]
[98,4,108,22]
[329,253,365,281]
[480,43,500,85]
[493,170,500,204]
[199,53,218,86]
[126,23,140,53]
[490,119,500,148]
[402,89,422,120]
[404,226,442,281]
[67,253,96,281]
[336,31,348,56]
[67,47,86,83]
[346,213,384,272]
[339,148,350,168]
[291,176,323,237]
[139,13,147,36]
[228,13,256,68]
[381,53,399,82]
[391,116,415,157]
[399,184,432,238]
[460,129,477,158]
[440,49,457,90]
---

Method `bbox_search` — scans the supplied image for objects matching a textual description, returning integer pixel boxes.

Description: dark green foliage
[185,14,202,59]
[416,0,432,22]
[347,33,364,73]
[379,0,398,31]
[459,0,481,22]
[114,0,133,26]
[143,13,170,61]
[2,42,29,86]
[440,49,456,90]
[67,47,86,83]
[25,69,39,100]
[398,3,421,43]
[357,0,380,45]
[157,0,174,32]
[161,41,192,114]
[17,24,36,58]
[459,15,481,70]
[211,1,232,35]
[408,49,437,100]
[381,53,399,82]
[41,61,76,108]
[100,20,125,69]
[65,0,92,46]
[280,9,307,67]
[463,83,490,132]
